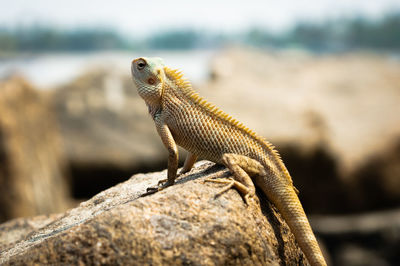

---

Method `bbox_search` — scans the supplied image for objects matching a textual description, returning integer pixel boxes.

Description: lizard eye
[137,59,146,70]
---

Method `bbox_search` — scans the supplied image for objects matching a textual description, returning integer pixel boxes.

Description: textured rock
[0,214,63,251]
[0,77,70,222]
[0,162,308,265]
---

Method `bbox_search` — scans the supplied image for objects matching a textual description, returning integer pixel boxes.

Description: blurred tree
[0,30,16,51]
[0,12,399,53]
[147,30,201,50]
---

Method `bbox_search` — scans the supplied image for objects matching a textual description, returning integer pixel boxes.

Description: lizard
[130,57,327,266]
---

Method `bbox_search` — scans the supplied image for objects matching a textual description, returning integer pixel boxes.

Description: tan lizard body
[131,57,327,266]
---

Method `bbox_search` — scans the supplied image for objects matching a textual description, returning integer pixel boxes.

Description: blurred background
[1,0,400,265]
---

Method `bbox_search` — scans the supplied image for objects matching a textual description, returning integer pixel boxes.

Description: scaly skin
[131,57,327,266]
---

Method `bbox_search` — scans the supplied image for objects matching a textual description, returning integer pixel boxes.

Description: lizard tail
[255,173,327,266]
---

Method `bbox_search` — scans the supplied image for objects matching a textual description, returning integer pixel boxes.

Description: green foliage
[0,26,130,52]
[245,12,400,52]
[147,30,200,50]
[0,31,16,51]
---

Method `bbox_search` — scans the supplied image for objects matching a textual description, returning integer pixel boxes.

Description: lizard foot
[141,179,173,197]
[145,177,170,192]
[204,177,252,205]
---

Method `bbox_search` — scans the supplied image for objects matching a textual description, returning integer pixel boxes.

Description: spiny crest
[164,66,205,104]
[164,67,191,92]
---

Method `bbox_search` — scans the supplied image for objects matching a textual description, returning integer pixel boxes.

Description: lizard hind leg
[180,152,198,175]
[205,177,252,204]
[206,153,264,205]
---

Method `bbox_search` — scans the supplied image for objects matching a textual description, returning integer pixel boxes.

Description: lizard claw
[157,178,168,186]
[139,186,163,197]
[146,186,162,193]
[141,179,175,197]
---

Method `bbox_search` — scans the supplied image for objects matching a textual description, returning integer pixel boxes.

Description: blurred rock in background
[0,77,70,223]
[50,68,168,198]
[203,48,400,214]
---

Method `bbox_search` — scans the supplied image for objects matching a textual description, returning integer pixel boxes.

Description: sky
[1,0,400,37]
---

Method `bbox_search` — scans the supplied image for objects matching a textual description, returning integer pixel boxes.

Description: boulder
[51,68,164,169]
[0,162,309,265]
[0,77,70,222]
[311,208,400,265]
[50,68,170,198]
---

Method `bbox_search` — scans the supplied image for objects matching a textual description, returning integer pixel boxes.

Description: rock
[0,162,308,265]
[51,68,165,169]
[310,208,400,265]
[206,48,400,174]
[50,68,173,198]
[0,77,70,222]
[0,214,63,251]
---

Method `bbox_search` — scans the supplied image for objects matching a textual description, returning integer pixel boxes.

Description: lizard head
[131,57,165,106]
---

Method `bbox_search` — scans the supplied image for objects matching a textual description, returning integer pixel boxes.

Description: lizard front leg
[146,116,179,192]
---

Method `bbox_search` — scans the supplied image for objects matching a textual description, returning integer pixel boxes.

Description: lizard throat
[147,103,161,119]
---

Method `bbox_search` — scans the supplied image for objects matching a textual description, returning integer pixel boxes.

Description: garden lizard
[131,57,327,266]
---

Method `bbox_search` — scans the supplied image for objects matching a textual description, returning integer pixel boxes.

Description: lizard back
[162,67,285,175]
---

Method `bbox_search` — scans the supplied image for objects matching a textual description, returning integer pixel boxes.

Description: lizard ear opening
[148,78,155,85]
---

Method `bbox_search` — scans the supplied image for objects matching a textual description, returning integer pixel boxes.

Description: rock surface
[0,162,308,265]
